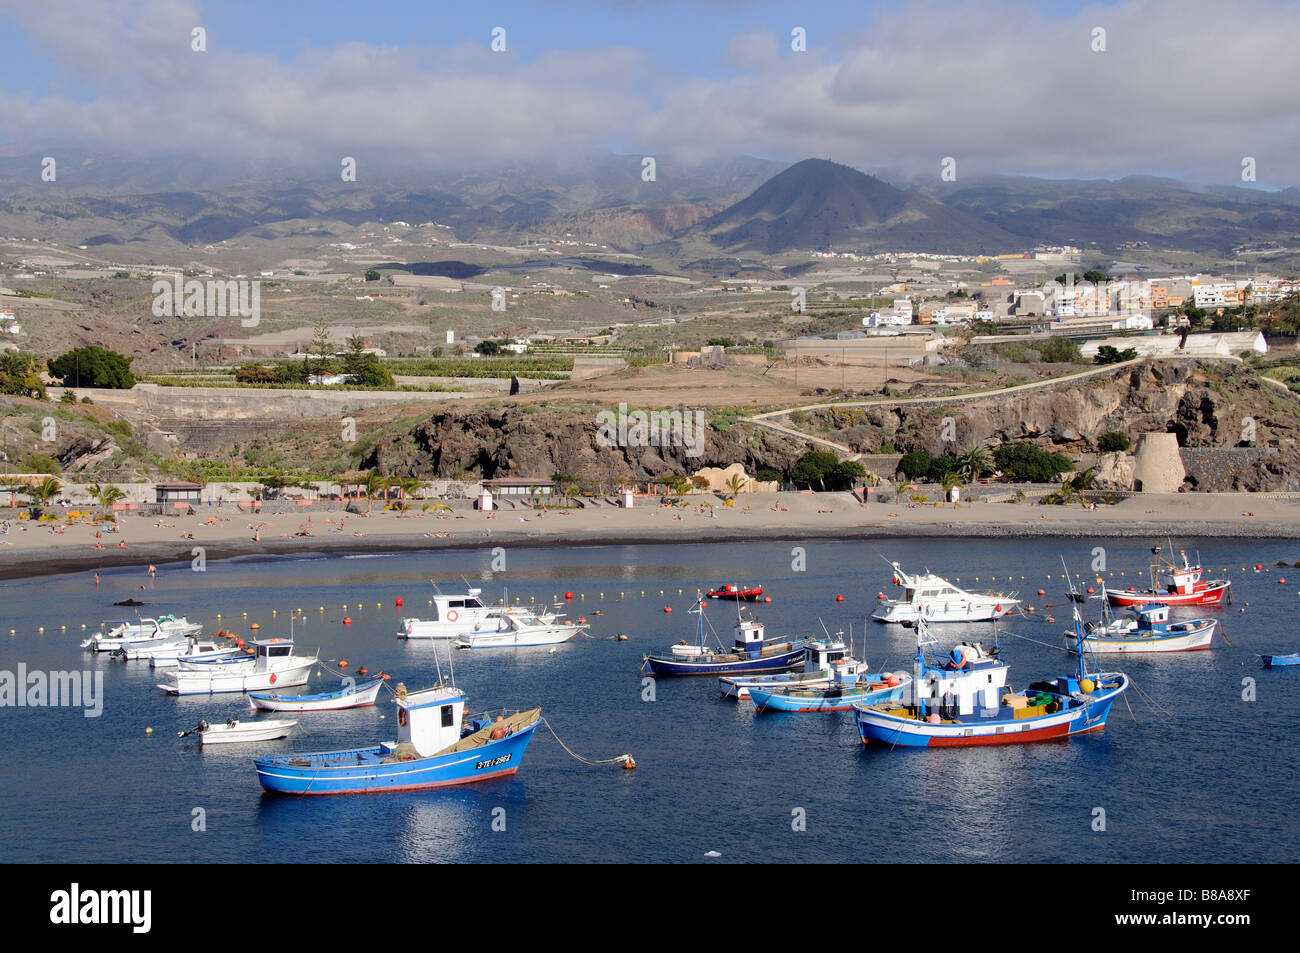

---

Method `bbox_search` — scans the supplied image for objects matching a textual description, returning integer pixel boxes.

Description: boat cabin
[1133,604,1170,628]
[252,639,295,668]
[394,686,466,757]
[913,642,1009,717]
[435,589,488,619]
[734,618,768,658]
[804,639,848,672]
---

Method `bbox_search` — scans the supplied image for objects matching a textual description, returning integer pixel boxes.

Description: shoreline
[3,490,1298,581]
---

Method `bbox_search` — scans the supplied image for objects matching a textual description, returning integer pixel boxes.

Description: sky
[1,0,1297,186]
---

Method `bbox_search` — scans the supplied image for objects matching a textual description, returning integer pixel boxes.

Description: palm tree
[958,444,994,482]
[96,484,125,516]
[28,476,62,508]
[364,470,388,513]
[724,472,747,500]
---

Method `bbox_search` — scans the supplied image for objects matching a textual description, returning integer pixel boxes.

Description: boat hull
[453,626,582,648]
[200,720,297,745]
[1262,653,1300,668]
[641,645,805,677]
[720,670,831,699]
[1106,582,1230,607]
[158,658,316,695]
[255,718,539,795]
[854,675,1128,747]
[249,678,385,711]
[749,680,907,713]
[872,601,1017,623]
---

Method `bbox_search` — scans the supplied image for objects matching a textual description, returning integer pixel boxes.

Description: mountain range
[3,152,1300,261]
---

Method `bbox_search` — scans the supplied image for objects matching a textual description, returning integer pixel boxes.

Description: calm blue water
[1,538,1296,863]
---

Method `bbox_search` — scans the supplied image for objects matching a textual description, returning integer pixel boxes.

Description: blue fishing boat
[254,681,540,795]
[853,614,1128,748]
[748,659,910,713]
[1261,653,1300,668]
[639,599,808,677]
[248,676,386,711]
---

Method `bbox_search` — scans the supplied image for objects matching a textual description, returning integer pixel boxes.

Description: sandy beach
[2,490,1298,581]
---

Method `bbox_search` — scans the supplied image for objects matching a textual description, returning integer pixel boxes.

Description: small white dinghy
[180,716,298,746]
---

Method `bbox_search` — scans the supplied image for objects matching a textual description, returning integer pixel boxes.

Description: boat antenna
[447,636,456,688]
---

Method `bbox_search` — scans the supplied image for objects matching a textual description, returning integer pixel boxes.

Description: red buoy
[578,617,587,623]
[395,598,403,607]
[664,606,672,613]
[1086,587,1094,594]
[565,591,574,600]
[877,592,885,600]
[836,594,844,602]
[343,617,352,625]
[764,596,772,603]
[1037,589,1046,596]
[1280,578,1287,585]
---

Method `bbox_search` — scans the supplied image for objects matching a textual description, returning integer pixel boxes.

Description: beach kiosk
[478,487,494,511]
[620,486,634,508]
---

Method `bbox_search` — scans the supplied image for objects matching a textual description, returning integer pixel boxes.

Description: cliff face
[359,405,808,486]
[802,361,1300,491]
[357,361,1300,492]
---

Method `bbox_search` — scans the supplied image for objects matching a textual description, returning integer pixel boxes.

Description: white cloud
[2,0,1298,183]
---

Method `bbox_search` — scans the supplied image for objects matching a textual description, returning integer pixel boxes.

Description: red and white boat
[1105,547,1230,608]
[707,584,764,601]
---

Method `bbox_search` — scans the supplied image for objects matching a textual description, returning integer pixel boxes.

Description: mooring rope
[541,717,635,768]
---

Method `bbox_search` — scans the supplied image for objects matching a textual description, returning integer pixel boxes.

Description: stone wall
[1179,447,1281,492]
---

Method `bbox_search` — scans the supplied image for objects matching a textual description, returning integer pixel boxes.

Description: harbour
[1,536,1296,863]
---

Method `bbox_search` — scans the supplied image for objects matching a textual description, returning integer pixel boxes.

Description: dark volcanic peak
[689,158,1019,254]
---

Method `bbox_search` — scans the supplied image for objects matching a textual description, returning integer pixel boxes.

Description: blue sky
[1,0,1295,185]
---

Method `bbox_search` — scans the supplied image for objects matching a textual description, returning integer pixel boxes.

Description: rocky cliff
[355,361,1300,492]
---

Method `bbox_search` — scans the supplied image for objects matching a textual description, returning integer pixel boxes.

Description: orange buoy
[269,673,277,684]
[623,757,636,770]
[358,667,368,675]
[250,622,261,630]
[1037,589,1046,596]
[877,592,885,600]
[664,606,672,613]
[343,617,352,625]
[381,673,391,680]
[578,617,587,623]
[1086,587,1095,594]
[235,638,245,648]
[339,659,348,668]
[1280,578,1287,585]
[836,594,844,602]
[764,596,772,603]
[490,726,505,740]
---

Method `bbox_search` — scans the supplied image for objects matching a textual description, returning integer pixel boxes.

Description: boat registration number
[476,753,512,770]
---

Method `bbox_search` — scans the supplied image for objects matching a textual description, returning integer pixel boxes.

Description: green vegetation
[993,443,1074,482]
[47,346,135,389]
[0,352,47,398]
[1095,345,1138,365]
[21,452,62,475]
[787,450,864,490]
[1098,432,1131,453]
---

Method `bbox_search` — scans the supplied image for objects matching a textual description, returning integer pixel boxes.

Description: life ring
[446,609,459,622]
[398,708,407,727]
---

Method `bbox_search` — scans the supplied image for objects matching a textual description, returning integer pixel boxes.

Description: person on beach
[148,564,156,579]
[94,572,99,587]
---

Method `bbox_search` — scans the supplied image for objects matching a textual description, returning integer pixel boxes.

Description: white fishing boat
[180,716,298,745]
[114,633,190,660]
[397,587,554,639]
[83,614,203,652]
[1067,602,1216,654]
[150,641,247,669]
[720,637,853,699]
[453,611,585,649]
[157,638,317,695]
[872,560,1019,623]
